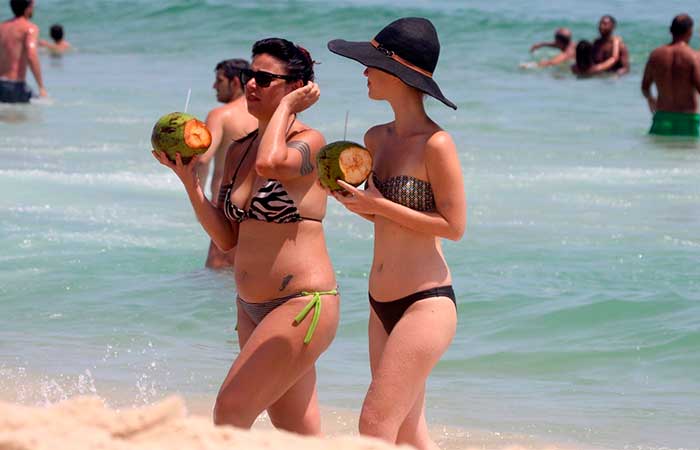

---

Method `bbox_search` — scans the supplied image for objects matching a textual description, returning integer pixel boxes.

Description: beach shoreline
[0,392,600,450]
[0,374,602,450]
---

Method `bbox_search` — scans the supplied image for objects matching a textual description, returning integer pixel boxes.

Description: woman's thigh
[364,297,456,421]
[218,294,340,413]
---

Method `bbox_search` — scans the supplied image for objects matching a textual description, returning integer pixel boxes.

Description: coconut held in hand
[151,112,212,163]
[317,141,372,191]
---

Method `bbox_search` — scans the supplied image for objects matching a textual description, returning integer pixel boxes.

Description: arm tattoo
[279,274,294,291]
[289,141,313,176]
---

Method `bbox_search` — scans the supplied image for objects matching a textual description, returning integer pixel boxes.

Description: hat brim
[327,39,457,110]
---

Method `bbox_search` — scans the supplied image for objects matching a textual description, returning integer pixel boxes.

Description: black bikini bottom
[368,285,456,335]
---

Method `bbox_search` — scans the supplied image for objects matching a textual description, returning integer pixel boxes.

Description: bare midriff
[234,220,336,301]
[369,217,452,301]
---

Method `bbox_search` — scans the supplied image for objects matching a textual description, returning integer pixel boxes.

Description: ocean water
[1,1,699,449]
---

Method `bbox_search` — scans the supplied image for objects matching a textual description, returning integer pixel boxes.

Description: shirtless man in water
[198,59,257,269]
[590,15,630,76]
[0,0,47,103]
[642,14,700,137]
[528,28,576,67]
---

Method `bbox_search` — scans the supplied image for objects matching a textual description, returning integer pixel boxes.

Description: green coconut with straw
[317,141,373,191]
[151,112,211,163]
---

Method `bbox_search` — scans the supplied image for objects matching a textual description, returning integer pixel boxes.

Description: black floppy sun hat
[327,17,456,110]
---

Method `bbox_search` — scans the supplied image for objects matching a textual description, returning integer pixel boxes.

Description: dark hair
[555,31,571,47]
[671,14,694,38]
[601,15,617,26]
[50,24,64,42]
[251,38,315,83]
[215,58,249,81]
[10,0,31,17]
[575,40,594,72]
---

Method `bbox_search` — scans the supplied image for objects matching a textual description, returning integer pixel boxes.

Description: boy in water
[39,24,71,55]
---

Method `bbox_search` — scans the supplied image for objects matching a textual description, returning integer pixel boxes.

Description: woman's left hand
[281,81,320,114]
[332,174,384,215]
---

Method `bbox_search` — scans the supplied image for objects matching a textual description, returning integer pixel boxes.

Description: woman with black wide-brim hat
[328,17,466,448]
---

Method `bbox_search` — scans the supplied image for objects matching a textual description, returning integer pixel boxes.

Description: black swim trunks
[0,79,32,103]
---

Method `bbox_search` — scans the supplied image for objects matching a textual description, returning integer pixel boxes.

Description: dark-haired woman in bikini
[328,18,466,449]
[154,38,338,435]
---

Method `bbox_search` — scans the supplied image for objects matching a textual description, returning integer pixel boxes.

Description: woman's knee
[359,395,398,439]
[269,410,320,435]
[213,391,256,428]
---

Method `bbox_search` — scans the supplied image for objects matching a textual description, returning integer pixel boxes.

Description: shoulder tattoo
[289,141,313,176]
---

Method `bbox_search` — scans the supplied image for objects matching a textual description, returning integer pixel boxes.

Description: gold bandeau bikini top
[371,172,436,212]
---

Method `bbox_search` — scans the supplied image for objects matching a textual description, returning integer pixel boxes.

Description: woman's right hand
[152,150,201,191]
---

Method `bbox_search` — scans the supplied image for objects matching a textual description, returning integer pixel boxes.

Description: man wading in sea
[642,14,700,137]
[590,15,630,76]
[0,0,47,103]
[197,59,257,269]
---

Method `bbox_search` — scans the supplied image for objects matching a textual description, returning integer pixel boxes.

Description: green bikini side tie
[294,289,337,345]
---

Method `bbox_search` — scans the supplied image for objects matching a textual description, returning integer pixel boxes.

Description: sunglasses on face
[240,69,298,88]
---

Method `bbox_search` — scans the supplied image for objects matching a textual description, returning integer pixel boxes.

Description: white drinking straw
[184,88,192,113]
[343,110,349,140]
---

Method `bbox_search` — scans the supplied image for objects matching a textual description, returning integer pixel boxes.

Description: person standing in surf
[0,0,47,102]
[642,14,700,137]
[328,17,466,450]
[154,38,339,435]
[198,59,257,269]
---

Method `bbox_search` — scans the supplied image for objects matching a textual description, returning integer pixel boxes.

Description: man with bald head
[642,14,700,137]
[528,28,576,67]
[0,0,47,103]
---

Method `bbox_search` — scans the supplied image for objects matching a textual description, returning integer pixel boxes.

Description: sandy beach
[0,393,581,450]
[0,395,412,450]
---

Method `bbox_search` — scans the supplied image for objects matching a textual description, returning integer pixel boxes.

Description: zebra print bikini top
[219,130,322,224]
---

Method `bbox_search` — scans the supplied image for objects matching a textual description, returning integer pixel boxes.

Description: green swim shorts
[649,111,700,137]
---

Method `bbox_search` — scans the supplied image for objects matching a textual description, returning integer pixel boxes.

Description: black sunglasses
[240,69,298,88]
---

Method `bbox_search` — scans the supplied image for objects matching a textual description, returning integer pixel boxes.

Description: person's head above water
[241,38,315,119]
[49,24,64,43]
[575,40,594,72]
[599,15,617,37]
[327,17,456,109]
[670,14,694,42]
[554,28,572,49]
[213,58,249,103]
[10,0,33,18]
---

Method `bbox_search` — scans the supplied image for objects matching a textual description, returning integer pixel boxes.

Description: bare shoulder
[679,44,698,60]
[206,105,227,121]
[25,22,39,34]
[289,125,325,152]
[425,130,456,154]
[648,45,668,61]
[363,122,391,151]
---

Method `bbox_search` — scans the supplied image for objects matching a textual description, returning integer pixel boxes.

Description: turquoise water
[1,1,699,449]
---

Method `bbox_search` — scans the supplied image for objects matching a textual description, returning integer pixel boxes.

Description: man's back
[646,43,700,113]
[0,18,36,80]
